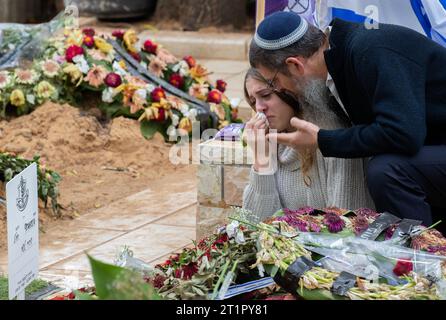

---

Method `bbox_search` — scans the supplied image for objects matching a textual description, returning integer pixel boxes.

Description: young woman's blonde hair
[243,68,315,186]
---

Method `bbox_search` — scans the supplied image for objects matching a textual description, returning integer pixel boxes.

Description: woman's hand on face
[245,113,271,172]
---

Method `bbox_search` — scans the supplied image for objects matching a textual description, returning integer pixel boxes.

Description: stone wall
[196,140,252,240]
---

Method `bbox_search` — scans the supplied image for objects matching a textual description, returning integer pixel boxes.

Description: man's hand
[267,117,320,151]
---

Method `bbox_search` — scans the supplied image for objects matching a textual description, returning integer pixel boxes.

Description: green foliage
[88,255,162,300]
[0,153,62,216]
[0,276,50,300]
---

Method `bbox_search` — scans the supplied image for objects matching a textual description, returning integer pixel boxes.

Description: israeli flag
[317,0,446,47]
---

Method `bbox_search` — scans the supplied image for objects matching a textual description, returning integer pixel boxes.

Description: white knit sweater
[242,106,375,221]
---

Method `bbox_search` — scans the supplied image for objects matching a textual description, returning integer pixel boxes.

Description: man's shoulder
[331,18,430,57]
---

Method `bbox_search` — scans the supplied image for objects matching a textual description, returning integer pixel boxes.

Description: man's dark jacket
[318,18,446,158]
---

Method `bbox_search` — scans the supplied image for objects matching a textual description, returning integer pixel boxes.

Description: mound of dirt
[0,102,192,250]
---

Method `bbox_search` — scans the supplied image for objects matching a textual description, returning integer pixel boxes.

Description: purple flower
[352,215,369,236]
[355,208,380,219]
[323,213,345,233]
[427,245,446,254]
[309,222,322,233]
[277,215,308,232]
[283,207,315,216]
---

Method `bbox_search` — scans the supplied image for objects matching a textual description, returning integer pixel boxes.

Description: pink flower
[169,73,184,89]
[112,30,125,40]
[216,79,227,93]
[84,65,107,88]
[65,45,84,63]
[143,39,158,54]
[157,47,177,64]
[82,28,95,37]
[104,73,122,88]
[148,57,167,77]
[323,213,345,233]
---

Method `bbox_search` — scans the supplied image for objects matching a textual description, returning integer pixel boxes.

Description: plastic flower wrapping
[55,206,446,300]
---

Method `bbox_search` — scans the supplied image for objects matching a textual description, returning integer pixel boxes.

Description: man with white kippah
[249,11,446,228]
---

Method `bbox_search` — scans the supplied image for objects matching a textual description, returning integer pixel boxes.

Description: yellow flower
[178,117,192,133]
[123,29,138,54]
[35,81,57,100]
[138,106,159,122]
[63,63,83,86]
[94,37,113,54]
[118,60,127,70]
[10,89,25,107]
[189,65,209,82]
[65,29,83,46]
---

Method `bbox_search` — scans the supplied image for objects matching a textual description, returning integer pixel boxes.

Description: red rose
[169,73,184,89]
[151,87,166,102]
[65,45,84,62]
[216,79,227,93]
[393,259,413,277]
[83,35,95,48]
[112,30,125,40]
[207,89,222,104]
[130,51,141,62]
[155,108,166,122]
[143,39,158,54]
[82,28,95,37]
[104,73,122,88]
[183,55,196,68]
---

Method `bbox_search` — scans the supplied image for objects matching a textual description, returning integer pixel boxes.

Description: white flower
[15,69,39,85]
[141,61,148,70]
[172,60,189,77]
[171,114,180,126]
[134,88,147,101]
[167,125,177,137]
[112,61,127,77]
[73,55,90,74]
[41,60,60,78]
[179,104,189,115]
[230,98,241,108]
[102,87,115,103]
[26,94,35,105]
[225,221,239,238]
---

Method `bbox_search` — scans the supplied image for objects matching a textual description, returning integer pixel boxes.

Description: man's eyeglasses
[266,69,280,90]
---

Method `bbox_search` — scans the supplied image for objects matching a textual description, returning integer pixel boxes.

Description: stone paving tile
[154,204,196,228]
[38,227,126,270]
[72,173,197,232]
[73,189,197,232]
[42,224,196,272]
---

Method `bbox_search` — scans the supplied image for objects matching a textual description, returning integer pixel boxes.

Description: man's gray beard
[293,78,342,129]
